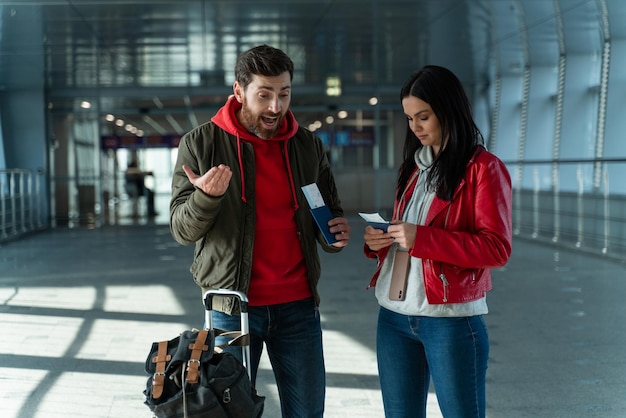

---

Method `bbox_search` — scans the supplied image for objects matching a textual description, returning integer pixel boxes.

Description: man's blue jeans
[376,307,489,418]
[211,297,325,418]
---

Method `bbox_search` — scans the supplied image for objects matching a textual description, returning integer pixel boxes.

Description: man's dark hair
[235,44,294,89]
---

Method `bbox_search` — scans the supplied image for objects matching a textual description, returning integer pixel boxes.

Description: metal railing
[3,159,626,262]
[510,158,626,262]
[0,169,47,242]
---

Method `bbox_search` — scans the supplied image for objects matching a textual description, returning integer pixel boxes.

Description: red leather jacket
[365,146,512,304]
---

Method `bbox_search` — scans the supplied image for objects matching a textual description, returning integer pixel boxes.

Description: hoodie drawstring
[236,134,247,203]
[235,133,299,210]
[283,140,299,211]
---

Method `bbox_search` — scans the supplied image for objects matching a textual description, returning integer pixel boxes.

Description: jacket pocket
[430,262,480,303]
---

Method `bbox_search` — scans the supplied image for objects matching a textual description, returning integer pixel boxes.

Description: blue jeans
[376,307,489,418]
[210,297,325,418]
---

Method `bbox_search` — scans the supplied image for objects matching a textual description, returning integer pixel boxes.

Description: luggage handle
[202,289,251,380]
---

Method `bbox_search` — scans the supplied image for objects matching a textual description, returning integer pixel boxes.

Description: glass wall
[470,0,626,260]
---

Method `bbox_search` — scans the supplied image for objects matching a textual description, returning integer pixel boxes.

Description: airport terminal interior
[2,0,626,417]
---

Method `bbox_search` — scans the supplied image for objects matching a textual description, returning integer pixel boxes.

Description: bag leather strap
[213,328,250,353]
[186,329,210,384]
[151,340,171,399]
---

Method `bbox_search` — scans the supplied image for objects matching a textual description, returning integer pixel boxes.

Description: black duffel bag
[143,328,264,418]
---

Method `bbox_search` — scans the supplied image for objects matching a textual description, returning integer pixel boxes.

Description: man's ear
[233,81,244,103]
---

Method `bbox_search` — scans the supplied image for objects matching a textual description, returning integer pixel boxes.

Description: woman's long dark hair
[397,65,484,201]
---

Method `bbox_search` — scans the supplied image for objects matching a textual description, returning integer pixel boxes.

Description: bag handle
[213,328,250,353]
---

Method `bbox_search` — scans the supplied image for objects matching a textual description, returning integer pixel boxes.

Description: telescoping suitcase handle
[203,289,251,380]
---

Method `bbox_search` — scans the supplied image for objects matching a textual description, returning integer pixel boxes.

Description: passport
[301,183,339,245]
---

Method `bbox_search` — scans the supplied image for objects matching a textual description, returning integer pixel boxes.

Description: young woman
[364,65,513,418]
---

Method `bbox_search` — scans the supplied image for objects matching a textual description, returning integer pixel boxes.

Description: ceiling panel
[1,0,623,137]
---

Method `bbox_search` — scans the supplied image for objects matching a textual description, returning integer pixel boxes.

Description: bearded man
[169,44,351,418]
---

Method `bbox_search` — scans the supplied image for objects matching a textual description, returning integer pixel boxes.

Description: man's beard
[239,103,283,139]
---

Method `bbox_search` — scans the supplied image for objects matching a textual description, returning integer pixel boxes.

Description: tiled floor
[1,210,626,417]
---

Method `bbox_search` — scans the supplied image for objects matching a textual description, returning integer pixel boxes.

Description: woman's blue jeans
[376,307,489,418]
[210,297,325,418]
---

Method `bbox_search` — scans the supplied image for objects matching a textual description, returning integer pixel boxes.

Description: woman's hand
[364,225,394,251]
[387,221,417,250]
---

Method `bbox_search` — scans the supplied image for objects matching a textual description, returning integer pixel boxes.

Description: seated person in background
[124,161,157,217]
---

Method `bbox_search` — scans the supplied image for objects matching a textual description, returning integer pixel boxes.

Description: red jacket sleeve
[409,151,512,269]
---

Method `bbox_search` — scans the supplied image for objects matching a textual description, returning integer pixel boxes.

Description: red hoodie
[211,97,312,306]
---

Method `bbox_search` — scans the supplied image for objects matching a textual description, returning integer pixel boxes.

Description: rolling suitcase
[143,289,264,417]
[203,289,252,380]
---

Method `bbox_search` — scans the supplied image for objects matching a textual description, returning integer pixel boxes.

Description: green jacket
[170,121,344,314]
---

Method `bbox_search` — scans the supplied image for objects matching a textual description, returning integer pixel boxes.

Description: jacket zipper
[237,142,249,293]
[438,205,452,302]
[439,273,449,302]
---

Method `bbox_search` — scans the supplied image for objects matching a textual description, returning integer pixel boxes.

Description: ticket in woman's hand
[358,212,390,232]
